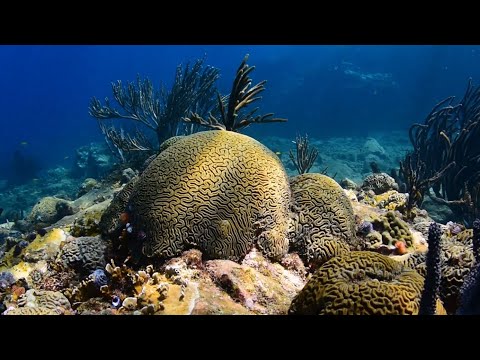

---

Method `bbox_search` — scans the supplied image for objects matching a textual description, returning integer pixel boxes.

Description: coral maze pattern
[440,237,476,313]
[289,251,424,315]
[129,130,292,261]
[289,174,356,265]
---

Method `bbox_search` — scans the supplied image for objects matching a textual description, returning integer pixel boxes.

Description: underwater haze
[3,44,480,316]
[1,45,480,178]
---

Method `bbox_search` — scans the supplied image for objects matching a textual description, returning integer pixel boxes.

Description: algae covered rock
[289,251,424,315]
[27,196,75,226]
[361,173,398,195]
[128,130,292,261]
[289,173,357,266]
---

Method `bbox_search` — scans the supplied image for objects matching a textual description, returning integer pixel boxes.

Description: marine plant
[89,57,220,162]
[183,54,286,131]
[399,79,480,223]
[289,134,319,175]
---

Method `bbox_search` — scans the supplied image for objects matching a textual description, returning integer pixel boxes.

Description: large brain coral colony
[129,130,292,261]
[100,55,292,262]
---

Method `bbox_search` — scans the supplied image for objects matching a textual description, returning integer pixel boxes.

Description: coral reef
[288,251,424,315]
[289,173,357,266]
[127,130,291,261]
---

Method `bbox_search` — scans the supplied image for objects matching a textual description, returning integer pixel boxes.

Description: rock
[361,173,399,195]
[121,168,137,184]
[340,178,358,190]
[77,178,99,198]
[72,142,113,179]
[27,197,76,226]
[422,193,456,224]
[362,137,387,158]
[205,252,305,314]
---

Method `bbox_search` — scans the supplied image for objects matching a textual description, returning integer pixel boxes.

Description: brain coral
[440,237,476,313]
[288,251,424,315]
[58,236,106,274]
[159,135,185,153]
[289,173,356,265]
[128,130,291,261]
[17,289,72,314]
[4,307,58,315]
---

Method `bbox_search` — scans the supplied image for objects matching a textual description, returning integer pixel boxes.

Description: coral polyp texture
[128,130,291,261]
[288,251,424,315]
[289,173,356,265]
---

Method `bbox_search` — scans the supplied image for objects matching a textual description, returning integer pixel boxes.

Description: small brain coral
[289,173,356,265]
[288,251,424,315]
[440,237,476,313]
[58,236,106,274]
[128,130,291,261]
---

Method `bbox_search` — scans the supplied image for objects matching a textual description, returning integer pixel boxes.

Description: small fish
[64,156,70,160]
[32,178,39,182]
[20,141,28,146]
[275,151,282,156]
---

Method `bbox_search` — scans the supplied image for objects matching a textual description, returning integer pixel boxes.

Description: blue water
[1,45,480,182]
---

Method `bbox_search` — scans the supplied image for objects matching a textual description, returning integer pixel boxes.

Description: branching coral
[289,134,319,175]
[89,58,220,160]
[400,79,480,223]
[183,54,286,132]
